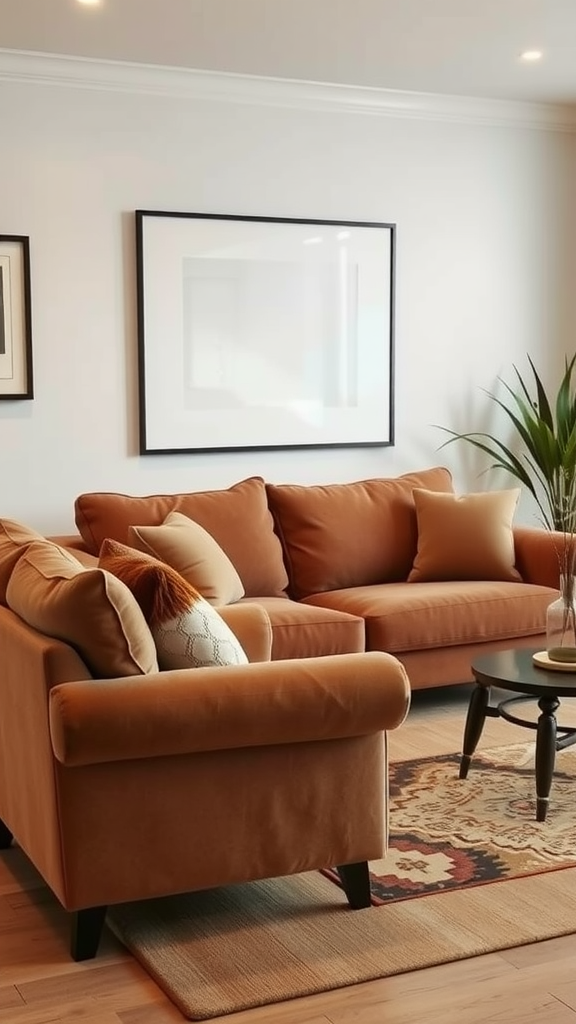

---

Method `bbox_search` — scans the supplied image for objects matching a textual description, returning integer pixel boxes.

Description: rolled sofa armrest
[49,650,410,768]
[217,601,272,663]
[513,527,562,589]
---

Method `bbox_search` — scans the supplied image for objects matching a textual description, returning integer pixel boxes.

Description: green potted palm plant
[440,353,576,662]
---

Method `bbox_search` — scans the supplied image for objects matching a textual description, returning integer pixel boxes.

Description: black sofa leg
[70,906,108,961]
[336,861,372,909]
[0,816,13,849]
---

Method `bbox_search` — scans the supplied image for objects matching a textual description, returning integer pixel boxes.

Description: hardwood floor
[2,683,576,1024]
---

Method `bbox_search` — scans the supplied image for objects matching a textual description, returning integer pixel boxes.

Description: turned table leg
[459,683,490,779]
[535,695,559,822]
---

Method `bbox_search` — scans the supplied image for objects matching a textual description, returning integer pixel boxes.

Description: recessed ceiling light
[76,0,102,6]
[520,50,543,62]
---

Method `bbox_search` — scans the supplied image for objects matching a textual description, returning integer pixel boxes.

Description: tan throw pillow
[408,488,522,582]
[6,541,158,678]
[99,539,248,670]
[128,512,245,606]
[0,518,44,604]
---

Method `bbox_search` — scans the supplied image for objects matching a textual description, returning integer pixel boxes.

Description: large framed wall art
[0,235,33,400]
[136,210,395,454]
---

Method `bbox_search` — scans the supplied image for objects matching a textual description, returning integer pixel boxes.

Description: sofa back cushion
[0,519,44,604]
[74,476,289,598]
[6,541,158,678]
[266,467,454,599]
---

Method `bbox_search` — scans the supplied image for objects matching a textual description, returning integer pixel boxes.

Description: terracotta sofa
[0,541,410,959]
[58,467,559,690]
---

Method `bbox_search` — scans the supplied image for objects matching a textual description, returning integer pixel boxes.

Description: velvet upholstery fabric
[49,651,408,766]
[0,599,409,914]
[513,526,563,589]
[75,477,289,598]
[266,467,454,599]
[408,488,522,582]
[211,603,273,663]
[241,596,365,660]
[303,580,555,652]
[0,609,91,903]
[52,483,565,683]
[128,512,245,606]
[50,734,388,908]
[6,541,158,677]
[396,634,556,690]
[0,518,44,603]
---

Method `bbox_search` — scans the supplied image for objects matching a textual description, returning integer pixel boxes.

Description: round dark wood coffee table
[460,648,576,821]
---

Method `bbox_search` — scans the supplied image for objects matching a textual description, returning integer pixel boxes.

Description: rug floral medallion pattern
[331,742,576,905]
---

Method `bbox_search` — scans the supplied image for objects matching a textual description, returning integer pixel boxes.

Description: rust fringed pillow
[98,540,248,670]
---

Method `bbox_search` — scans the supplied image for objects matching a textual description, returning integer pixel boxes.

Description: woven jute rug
[108,742,576,1020]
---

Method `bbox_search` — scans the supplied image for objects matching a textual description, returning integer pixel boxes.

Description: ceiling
[1,0,576,106]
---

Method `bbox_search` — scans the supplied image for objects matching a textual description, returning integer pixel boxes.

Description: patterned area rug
[327,740,576,903]
[108,742,576,1020]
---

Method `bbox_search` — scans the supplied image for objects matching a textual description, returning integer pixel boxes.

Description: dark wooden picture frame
[136,210,395,454]
[0,234,33,400]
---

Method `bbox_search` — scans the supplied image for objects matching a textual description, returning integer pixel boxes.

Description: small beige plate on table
[533,650,576,672]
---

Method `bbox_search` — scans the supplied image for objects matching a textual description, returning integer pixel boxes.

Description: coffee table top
[472,648,576,697]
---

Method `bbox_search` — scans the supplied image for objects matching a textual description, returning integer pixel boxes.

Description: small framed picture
[0,235,33,400]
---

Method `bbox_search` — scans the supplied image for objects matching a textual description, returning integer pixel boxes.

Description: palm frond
[439,355,576,535]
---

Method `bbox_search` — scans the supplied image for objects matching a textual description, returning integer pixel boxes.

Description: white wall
[0,69,574,533]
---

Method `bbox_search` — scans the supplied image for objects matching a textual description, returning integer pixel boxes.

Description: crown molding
[0,48,575,132]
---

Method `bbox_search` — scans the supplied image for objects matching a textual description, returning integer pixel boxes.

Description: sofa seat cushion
[74,476,289,599]
[240,597,365,660]
[266,466,454,599]
[302,581,556,653]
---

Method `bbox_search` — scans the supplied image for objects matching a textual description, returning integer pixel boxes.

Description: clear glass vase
[546,573,576,663]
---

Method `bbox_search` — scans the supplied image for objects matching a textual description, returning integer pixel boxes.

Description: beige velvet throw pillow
[6,541,158,678]
[128,512,245,606]
[408,488,522,582]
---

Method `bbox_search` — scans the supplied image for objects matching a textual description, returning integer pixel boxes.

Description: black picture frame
[0,234,33,400]
[136,210,395,454]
